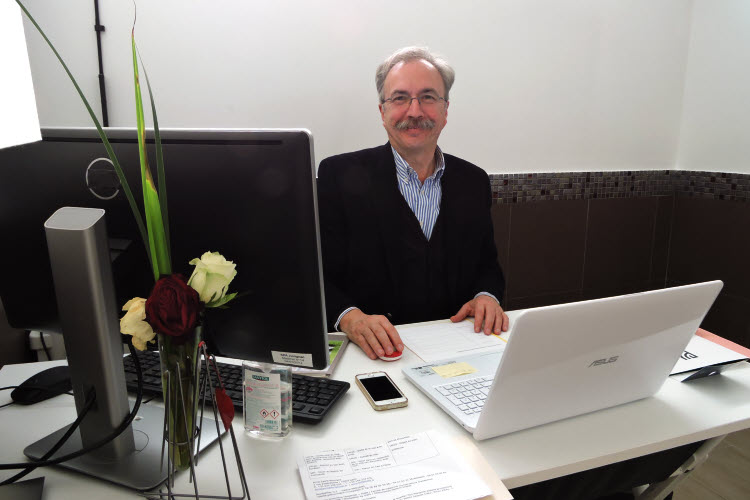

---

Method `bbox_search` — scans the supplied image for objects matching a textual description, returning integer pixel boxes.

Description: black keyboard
[122,350,349,424]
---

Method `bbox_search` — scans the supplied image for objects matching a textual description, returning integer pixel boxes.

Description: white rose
[120,297,155,351]
[188,251,237,307]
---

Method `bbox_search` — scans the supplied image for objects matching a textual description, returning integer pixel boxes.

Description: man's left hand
[450,296,509,335]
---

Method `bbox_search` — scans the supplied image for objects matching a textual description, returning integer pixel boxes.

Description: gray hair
[376,46,455,103]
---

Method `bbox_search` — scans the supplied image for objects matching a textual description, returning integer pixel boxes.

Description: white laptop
[402,281,723,440]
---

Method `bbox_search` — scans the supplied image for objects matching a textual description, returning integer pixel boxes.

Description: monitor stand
[24,404,220,491]
[25,207,220,490]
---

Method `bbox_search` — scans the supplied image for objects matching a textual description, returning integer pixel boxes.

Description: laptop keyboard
[435,376,493,415]
[122,350,349,424]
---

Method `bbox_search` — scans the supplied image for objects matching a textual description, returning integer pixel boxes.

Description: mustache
[394,117,436,131]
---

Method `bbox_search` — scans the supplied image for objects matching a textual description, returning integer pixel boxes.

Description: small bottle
[242,361,292,439]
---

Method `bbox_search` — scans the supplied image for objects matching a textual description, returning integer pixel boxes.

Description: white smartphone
[355,371,408,411]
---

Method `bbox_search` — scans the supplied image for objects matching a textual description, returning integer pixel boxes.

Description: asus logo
[588,356,619,367]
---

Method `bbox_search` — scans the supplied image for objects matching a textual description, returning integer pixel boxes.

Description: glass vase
[158,327,202,471]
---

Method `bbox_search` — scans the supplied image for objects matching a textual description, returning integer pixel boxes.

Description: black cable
[93,0,109,126]
[0,402,14,410]
[0,344,144,471]
[38,332,52,361]
[0,387,96,486]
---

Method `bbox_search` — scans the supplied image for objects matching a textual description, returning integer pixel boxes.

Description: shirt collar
[392,146,446,184]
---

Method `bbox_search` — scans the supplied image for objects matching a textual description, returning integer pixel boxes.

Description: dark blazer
[317,143,505,331]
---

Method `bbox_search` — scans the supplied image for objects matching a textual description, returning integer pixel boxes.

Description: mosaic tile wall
[670,170,750,202]
[489,170,750,203]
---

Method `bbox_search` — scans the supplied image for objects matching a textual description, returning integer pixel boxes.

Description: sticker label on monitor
[272,351,313,367]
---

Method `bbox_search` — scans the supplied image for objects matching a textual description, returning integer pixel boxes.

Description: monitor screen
[0,128,329,368]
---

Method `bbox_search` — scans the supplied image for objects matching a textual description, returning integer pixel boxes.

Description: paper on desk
[671,334,748,375]
[297,430,497,500]
[399,321,506,363]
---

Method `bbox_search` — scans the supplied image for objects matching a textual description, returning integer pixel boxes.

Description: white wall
[19,0,693,173]
[0,1,40,148]
[677,0,750,174]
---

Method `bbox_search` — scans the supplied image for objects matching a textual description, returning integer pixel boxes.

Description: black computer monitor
[0,127,329,369]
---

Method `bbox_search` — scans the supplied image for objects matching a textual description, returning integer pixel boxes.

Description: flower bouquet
[121,253,237,470]
[17,1,238,471]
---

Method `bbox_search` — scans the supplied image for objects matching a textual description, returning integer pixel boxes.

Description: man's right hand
[339,309,404,360]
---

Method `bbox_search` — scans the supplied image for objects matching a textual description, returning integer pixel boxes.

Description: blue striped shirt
[392,146,445,240]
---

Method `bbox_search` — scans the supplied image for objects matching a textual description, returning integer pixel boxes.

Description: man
[317,46,508,360]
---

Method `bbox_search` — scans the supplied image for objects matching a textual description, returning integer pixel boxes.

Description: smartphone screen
[359,375,402,402]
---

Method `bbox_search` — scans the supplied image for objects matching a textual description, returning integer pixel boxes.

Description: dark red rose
[145,274,202,337]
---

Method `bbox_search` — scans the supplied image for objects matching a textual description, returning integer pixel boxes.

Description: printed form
[398,321,508,363]
[297,430,504,500]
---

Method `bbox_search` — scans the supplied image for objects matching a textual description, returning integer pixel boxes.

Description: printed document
[297,430,499,500]
[398,320,507,363]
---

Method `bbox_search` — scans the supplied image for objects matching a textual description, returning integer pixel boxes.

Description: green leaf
[232,290,251,301]
[205,292,237,309]
[16,0,151,267]
[137,45,170,261]
[132,30,171,280]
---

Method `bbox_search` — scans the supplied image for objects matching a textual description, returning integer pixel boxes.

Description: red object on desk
[215,388,235,431]
[379,350,403,361]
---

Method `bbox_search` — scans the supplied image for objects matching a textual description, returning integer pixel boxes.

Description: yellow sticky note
[431,362,477,378]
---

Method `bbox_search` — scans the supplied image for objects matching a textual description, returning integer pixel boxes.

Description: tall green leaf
[16,0,151,266]
[132,30,171,280]
[137,45,170,260]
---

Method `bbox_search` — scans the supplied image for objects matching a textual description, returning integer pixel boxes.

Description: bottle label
[244,371,283,433]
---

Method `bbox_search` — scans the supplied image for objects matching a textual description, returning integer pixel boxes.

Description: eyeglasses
[382,93,447,108]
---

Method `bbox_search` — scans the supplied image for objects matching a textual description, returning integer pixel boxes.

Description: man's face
[379,60,449,156]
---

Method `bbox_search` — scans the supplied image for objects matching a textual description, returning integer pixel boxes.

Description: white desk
[2,320,750,499]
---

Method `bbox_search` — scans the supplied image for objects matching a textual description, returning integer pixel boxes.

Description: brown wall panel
[583,197,658,296]
[490,192,749,347]
[491,203,511,299]
[650,195,674,286]
[686,287,750,347]
[668,197,750,297]
[505,200,587,299]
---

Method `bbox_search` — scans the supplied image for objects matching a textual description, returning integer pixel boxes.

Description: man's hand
[450,295,509,335]
[339,309,404,360]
